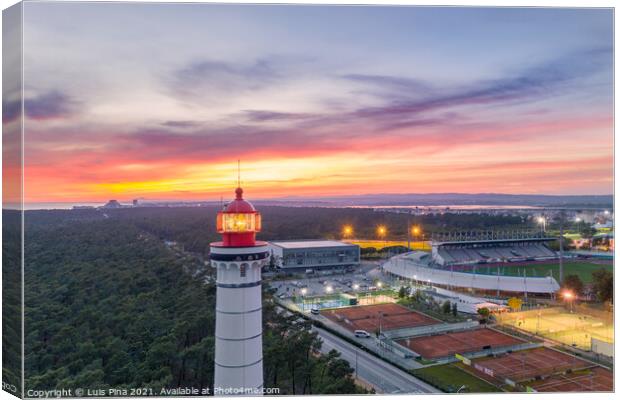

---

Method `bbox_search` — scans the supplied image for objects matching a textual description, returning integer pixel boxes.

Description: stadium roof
[434,237,556,246]
[269,240,355,249]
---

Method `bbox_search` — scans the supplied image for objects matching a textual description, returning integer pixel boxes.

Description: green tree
[477,307,490,324]
[562,275,584,296]
[591,269,613,303]
[441,300,451,314]
[451,303,458,316]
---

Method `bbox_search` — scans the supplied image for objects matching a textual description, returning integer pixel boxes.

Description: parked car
[310,308,320,315]
[354,330,371,338]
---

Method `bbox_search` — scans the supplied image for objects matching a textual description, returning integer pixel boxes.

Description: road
[313,326,439,394]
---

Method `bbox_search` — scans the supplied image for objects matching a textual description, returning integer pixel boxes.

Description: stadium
[382,232,561,296]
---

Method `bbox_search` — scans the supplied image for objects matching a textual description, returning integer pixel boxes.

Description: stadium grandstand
[435,238,556,265]
[383,231,561,295]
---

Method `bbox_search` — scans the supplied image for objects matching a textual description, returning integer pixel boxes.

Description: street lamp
[377,281,383,288]
[325,285,333,294]
[377,225,387,240]
[301,288,307,296]
[563,290,574,312]
[353,284,359,290]
[343,225,353,239]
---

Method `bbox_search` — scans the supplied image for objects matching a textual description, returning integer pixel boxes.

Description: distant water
[346,204,543,210]
[23,202,104,210]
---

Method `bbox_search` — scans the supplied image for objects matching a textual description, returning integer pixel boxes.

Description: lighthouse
[210,186,268,396]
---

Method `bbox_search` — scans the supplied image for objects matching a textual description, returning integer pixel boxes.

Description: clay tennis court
[397,328,524,359]
[321,303,438,332]
[472,347,593,383]
[528,366,613,392]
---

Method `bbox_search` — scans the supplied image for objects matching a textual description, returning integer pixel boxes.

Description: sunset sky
[13,4,613,203]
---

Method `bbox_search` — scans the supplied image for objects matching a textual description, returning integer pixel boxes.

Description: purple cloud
[25,90,76,121]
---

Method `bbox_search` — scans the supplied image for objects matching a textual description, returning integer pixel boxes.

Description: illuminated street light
[575,217,581,223]
[325,286,333,293]
[377,225,387,238]
[343,225,353,239]
[563,290,575,312]
[412,226,421,236]
[604,210,610,215]
[377,281,383,288]
[301,288,307,296]
[353,284,360,290]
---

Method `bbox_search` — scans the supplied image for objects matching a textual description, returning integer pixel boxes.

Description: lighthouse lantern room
[210,186,268,396]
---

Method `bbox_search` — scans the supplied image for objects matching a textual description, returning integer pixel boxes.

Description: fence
[446,341,543,363]
[384,320,479,340]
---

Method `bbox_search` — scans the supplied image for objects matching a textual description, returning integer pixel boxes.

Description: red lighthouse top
[215,186,262,247]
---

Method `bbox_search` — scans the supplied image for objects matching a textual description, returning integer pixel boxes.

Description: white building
[269,240,360,270]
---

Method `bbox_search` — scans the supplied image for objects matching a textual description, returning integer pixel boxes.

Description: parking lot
[269,260,406,299]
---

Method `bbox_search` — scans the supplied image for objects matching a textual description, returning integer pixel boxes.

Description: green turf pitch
[484,261,612,283]
[412,364,499,393]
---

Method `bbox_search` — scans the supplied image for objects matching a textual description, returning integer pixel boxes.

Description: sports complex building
[269,240,360,270]
[383,234,561,295]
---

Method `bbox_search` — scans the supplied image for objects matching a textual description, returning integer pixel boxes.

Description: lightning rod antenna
[237,159,241,188]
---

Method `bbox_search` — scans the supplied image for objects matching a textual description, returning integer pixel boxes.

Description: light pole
[377,225,387,243]
[558,211,565,285]
[563,291,574,313]
[343,225,353,240]
[407,214,411,251]
[412,226,421,251]
[537,216,546,234]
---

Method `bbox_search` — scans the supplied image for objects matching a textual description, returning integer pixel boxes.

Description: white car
[354,330,371,338]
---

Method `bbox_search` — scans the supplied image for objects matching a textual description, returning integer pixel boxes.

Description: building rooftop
[269,240,355,249]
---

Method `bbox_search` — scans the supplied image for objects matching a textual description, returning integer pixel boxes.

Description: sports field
[397,328,524,359]
[357,294,395,305]
[497,260,612,283]
[412,364,499,393]
[449,260,612,283]
[346,240,430,251]
[528,366,613,392]
[497,307,613,350]
[470,347,591,383]
[322,303,439,332]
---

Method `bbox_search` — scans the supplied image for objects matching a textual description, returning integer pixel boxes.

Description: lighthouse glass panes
[217,212,261,233]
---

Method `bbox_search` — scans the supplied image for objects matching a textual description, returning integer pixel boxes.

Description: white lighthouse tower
[210,186,268,396]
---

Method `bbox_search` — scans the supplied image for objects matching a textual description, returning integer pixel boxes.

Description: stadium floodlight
[537,216,546,233]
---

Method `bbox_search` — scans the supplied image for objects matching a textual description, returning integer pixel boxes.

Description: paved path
[313,326,440,394]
